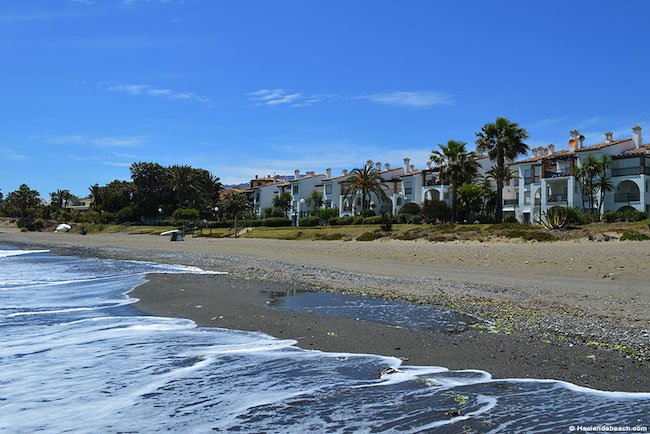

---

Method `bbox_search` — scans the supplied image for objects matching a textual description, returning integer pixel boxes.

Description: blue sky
[2,0,650,197]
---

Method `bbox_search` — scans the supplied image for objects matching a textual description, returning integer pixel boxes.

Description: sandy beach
[1,229,649,392]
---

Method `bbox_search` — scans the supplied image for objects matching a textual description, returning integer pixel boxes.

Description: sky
[2,0,650,197]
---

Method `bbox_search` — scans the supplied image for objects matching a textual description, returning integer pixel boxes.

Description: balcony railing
[615,192,640,202]
[612,167,640,177]
[543,169,571,178]
[424,179,440,186]
[547,194,567,203]
[503,199,518,206]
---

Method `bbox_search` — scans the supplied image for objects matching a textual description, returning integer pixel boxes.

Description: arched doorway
[615,180,640,204]
[425,189,440,201]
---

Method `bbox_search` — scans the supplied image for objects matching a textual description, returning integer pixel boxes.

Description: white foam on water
[0,246,648,432]
[0,249,50,258]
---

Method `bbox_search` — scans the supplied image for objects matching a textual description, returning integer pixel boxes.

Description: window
[396,197,402,206]
[325,184,332,195]
[404,181,413,195]
[292,185,299,194]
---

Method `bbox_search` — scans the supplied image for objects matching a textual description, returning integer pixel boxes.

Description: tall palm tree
[341,165,389,214]
[575,155,601,214]
[430,140,479,223]
[219,191,251,238]
[596,155,614,216]
[475,117,529,222]
[168,165,196,209]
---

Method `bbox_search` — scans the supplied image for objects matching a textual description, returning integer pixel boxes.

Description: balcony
[615,192,640,202]
[503,199,518,206]
[543,169,571,178]
[547,194,567,203]
[612,167,640,177]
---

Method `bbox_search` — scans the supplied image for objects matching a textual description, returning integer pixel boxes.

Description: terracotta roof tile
[576,137,631,152]
[623,144,650,154]
[510,149,574,165]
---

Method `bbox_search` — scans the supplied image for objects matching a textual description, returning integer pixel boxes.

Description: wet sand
[1,230,649,392]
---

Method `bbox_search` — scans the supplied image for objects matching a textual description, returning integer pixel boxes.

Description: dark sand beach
[2,230,649,392]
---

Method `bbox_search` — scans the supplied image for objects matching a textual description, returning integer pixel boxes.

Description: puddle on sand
[262,289,480,333]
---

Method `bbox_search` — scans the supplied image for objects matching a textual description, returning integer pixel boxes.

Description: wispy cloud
[107,83,212,106]
[356,91,453,108]
[45,135,145,148]
[0,146,28,161]
[248,89,302,106]
[102,161,132,167]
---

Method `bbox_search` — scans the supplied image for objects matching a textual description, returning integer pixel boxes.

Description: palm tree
[219,191,251,238]
[272,191,292,218]
[430,140,479,223]
[596,155,614,216]
[168,165,196,209]
[575,155,601,214]
[341,165,389,215]
[475,117,529,222]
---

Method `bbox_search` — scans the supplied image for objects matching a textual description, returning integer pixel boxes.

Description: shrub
[318,208,339,222]
[623,209,647,222]
[172,208,200,221]
[261,207,274,218]
[504,215,518,223]
[563,207,583,225]
[336,216,354,225]
[620,230,650,241]
[505,230,557,242]
[327,217,339,226]
[421,199,451,223]
[580,213,598,224]
[262,217,292,227]
[381,212,393,231]
[32,218,45,231]
[299,216,321,227]
[398,202,421,215]
[411,215,423,224]
[538,207,568,229]
[603,210,622,223]
[115,205,141,223]
[395,229,420,240]
[359,209,375,218]
[362,216,383,225]
[353,216,364,225]
[356,231,383,241]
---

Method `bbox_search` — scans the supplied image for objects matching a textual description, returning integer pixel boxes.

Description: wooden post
[541,161,546,179]
[531,166,535,184]
[570,157,575,176]
[640,155,646,175]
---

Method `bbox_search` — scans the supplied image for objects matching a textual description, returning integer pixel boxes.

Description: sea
[1,245,649,433]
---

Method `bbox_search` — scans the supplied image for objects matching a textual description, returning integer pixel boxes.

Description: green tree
[596,155,614,216]
[220,191,252,238]
[475,117,529,223]
[574,156,601,214]
[130,162,170,216]
[50,189,75,209]
[457,184,485,221]
[272,191,292,218]
[306,190,324,214]
[341,165,389,214]
[6,184,40,218]
[430,140,479,223]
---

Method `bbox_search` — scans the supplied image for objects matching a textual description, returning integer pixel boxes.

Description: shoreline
[2,231,649,392]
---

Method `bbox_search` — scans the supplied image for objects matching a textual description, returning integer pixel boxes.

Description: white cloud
[107,83,212,106]
[102,161,132,167]
[0,146,28,161]
[356,91,453,108]
[248,89,302,106]
[45,135,145,147]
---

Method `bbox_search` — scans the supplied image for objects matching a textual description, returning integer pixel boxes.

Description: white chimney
[542,147,548,155]
[605,132,613,143]
[569,130,580,150]
[326,168,332,178]
[532,148,538,157]
[255,174,259,179]
[548,144,555,154]
[294,169,300,179]
[342,169,348,176]
[578,135,585,150]
[426,161,432,170]
[403,157,410,173]
[410,164,415,172]
[376,162,382,171]
[385,163,390,171]
[633,125,642,148]
[366,159,373,168]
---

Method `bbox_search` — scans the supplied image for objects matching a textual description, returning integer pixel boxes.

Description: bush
[299,216,321,227]
[504,215,518,223]
[172,208,200,221]
[620,230,650,241]
[411,215,423,224]
[360,209,376,217]
[623,209,647,222]
[381,212,393,231]
[327,217,339,226]
[398,202,421,215]
[563,207,583,225]
[603,210,622,223]
[362,216,383,225]
[115,205,141,223]
[318,208,339,221]
[336,216,354,225]
[32,218,45,231]
[421,199,451,223]
[356,231,383,241]
[262,217,292,227]
[353,216,364,225]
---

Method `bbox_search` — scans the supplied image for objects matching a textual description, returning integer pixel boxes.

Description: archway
[425,189,440,201]
[615,180,640,203]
